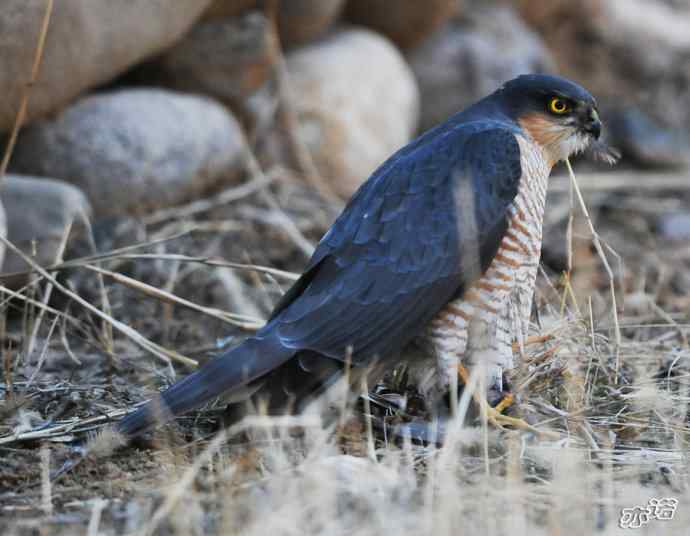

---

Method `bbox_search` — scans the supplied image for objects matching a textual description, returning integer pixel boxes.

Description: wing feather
[264,123,523,364]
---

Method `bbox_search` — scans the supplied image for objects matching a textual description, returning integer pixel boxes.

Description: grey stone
[270,29,419,198]
[0,200,6,271]
[156,12,275,104]
[516,0,690,139]
[408,5,554,130]
[203,0,257,20]
[606,108,690,169]
[277,0,345,48]
[0,0,212,132]
[346,0,458,49]
[1,175,90,285]
[11,89,248,217]
[659,213,690,241]
[203,0,344,48]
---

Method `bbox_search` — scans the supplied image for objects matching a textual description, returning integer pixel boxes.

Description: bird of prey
[117,74,603,439]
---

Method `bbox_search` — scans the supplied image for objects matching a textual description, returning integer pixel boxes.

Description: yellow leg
[511,334,553,353]
[493,392,514,414]
[456,364,558,438]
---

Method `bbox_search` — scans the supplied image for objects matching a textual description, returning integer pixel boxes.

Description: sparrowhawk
[117,74,603,438]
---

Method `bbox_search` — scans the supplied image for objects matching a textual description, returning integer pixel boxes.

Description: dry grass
[0,162,689,535]
[0,3,688,532]
[0,0,53,180]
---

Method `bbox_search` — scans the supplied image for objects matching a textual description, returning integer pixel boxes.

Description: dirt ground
[1,167,690,535]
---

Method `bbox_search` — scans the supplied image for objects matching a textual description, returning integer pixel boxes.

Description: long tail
[116,332,294,438]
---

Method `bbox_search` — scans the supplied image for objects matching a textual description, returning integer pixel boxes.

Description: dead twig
[263,0,338,202]
[550,171,690,193]
[25,219,73,361]
[101,253,299,281]
[143,173,275,225]
[0,230,191,281]
[246,150,314,256]
[80,209,115,355]
[565,158,622,378]
[0,233,197,368]
[0,286,81,328]
[83,264,264,330]
[0,0,53,182]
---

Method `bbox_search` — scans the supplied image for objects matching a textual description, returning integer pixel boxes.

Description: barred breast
[423,135,551,389]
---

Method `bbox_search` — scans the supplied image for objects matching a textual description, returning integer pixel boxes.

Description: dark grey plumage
[117,74,601,438]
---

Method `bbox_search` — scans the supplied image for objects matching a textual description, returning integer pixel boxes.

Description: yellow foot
[493,392,514,414]
[511,334,553,353]
[482,399,530,430]
[456,364,559,439]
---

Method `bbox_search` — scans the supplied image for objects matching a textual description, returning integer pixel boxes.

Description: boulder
[346,0,458,49]
[155,12,274,105]
[0,0,212,132]
[10,89,247,217]
[658,213,690,241]
[606,108,690,168]
[408,5,554,130]
[515,0,690,136]
[203,0,257,20]
[0,176,89,285]
[269,29,419,198]
[203,0,344,48]
[277,0,346,48]
[0,201,6,270]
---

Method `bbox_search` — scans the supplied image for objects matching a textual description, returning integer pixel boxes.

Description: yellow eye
[549,97,569,114]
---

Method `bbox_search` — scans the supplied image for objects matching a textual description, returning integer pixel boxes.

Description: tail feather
[116,333,294,438]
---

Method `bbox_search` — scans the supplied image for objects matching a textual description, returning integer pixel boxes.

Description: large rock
[658,212,690,241]
[269,29,419,198]
[0,0,212,132]
[515,0,690,135]
[606,107,690,168]
[155,12,274,105]
[203,0,257,20]
[10,89,247,217]
[203,0,344,48]
[1,176,89,286]
[408,5,554,130]
[0,201,7,271]
[277,0,346,48]
[346,0,458,49]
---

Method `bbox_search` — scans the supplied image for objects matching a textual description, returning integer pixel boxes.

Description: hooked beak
[582,107,602,140]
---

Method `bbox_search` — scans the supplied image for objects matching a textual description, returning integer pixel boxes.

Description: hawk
[117,74,602,438]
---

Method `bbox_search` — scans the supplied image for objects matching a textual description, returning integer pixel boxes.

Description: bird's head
[497,74,602,166]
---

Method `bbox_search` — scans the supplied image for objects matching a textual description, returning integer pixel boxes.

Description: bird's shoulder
[265,119,526,358]
[317,119,524,255]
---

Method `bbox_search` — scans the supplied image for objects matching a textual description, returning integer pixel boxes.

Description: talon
[483,403,524,429]
[493,393,514,413]
[456,363,559,439]
[512,334,553,353]
[484,402,559,438]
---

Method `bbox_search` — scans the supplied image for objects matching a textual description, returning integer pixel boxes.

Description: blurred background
[2,2,690,534]
[0,0,689,264]
[0,0,689,337]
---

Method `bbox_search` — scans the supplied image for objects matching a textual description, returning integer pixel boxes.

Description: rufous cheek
[518,114,573,166]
